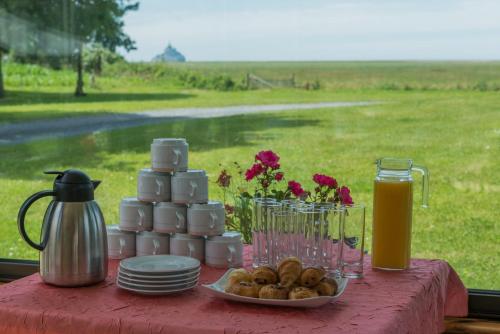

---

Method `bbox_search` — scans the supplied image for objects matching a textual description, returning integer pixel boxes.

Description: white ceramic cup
[153,202,187,234]
[151,138,189,172]
[137,168,171,202]
[171,169,209,204]
[136,231,170,256]
[187,201,225,237]
[119,197,153,232]
[107,225,136,259]
[170,233,205,262]
[205,232,244,268]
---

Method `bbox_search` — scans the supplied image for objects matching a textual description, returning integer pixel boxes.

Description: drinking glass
[341,203,366,278]
[297,207,326,267]
[252,198,281,267]
[271,209,296,265]
[323,205,345,277]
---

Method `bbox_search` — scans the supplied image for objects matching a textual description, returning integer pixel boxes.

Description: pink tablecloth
[0,247,467,334]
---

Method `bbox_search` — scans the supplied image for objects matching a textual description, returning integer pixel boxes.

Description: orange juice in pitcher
[372,158,429,270]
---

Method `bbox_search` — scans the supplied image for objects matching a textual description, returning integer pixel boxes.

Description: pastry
[299,267,326,287]
[289,287,319,299]
[225,281,260,298]
[258,284,289,300]
[314,278,338,296]
[251,266,278,285]
[277,257,302,287]
[225,268,252,290]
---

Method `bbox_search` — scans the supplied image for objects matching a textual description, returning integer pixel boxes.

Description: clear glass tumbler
[252,198,281,267]
[297,207,327,267]
[270,209,294,266]
[323,205,345,277]
[341,203,366,278]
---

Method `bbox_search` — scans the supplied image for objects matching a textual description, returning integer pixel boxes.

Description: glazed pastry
[226,281,259,298]
[314,278,338,296]
[299,267,326,287]
[252,266,278,285]
[289,287,319,299]
[277,257,302,287]
[225,268,252,290]
[258,284,289,300]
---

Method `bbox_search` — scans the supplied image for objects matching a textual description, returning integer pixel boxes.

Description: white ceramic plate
[116,279,198,295]
[120,255,200,274]
[118,266,200,280]
[117,273,200,287]
[201,268,348,308]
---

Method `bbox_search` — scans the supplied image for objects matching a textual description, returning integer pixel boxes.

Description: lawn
[0,61,499,289]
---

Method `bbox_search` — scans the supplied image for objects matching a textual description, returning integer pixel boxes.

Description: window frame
[0,258,499,319]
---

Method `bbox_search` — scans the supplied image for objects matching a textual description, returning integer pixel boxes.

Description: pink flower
[255,150,280,169]
[274,172,284,181]
[245,163,264,181]
[313,173,338,189]
[337,186,354,205]
[224,204,235,215]
[216,169,231,188]
[288,180,306,197]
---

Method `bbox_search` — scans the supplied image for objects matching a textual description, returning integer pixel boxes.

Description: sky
[122,0,500,62]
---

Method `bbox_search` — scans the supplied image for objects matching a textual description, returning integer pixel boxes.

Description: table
[0,247,467,334]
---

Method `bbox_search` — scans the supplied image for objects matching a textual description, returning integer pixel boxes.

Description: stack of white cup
[108,138,242,268]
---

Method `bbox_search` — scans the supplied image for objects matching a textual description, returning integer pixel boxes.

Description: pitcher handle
[173,149,181,166]
[17,190,55,251]
[175,211,185,229]
[155,179,164,196]
[412,165,429,208]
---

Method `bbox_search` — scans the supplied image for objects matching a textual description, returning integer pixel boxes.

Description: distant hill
[152,44,186,62]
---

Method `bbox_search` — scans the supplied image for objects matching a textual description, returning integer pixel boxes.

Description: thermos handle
[17,190,55,251]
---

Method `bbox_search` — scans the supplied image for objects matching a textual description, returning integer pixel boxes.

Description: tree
[0,1,138,98]
[69,0,138,96]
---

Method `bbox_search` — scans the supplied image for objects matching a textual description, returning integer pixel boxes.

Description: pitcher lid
[44,170,100,202]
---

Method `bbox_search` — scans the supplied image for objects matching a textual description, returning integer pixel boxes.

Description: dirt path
[0,101,375,145]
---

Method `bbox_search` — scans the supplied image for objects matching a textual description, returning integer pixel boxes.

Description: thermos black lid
[45,170,101,202]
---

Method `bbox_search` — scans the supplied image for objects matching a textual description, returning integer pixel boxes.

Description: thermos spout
[92,180,101,190]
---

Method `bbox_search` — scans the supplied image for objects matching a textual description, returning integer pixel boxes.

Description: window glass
[0,0,498,290]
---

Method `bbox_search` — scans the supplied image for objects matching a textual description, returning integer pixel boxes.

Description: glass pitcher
[371,158,429,270]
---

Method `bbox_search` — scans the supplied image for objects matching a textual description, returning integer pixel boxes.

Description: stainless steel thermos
[17,170,108,287]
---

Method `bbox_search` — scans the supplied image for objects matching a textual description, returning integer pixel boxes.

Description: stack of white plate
[116,255,201,295]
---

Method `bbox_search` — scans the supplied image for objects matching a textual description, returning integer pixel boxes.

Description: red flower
[224,204,235,215]
[274,172,284,181]
[261,179,270,188]
[288,180,306,197]
[245,163,264,181]
[217,169,231,188]
[313,173,338,189]
[337,186,354,205]
[255,150,280,169]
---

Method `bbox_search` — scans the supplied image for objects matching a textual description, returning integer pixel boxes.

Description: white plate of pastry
[202,257,348,308]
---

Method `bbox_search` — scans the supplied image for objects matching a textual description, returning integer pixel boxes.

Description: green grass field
[0,61,499,289]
